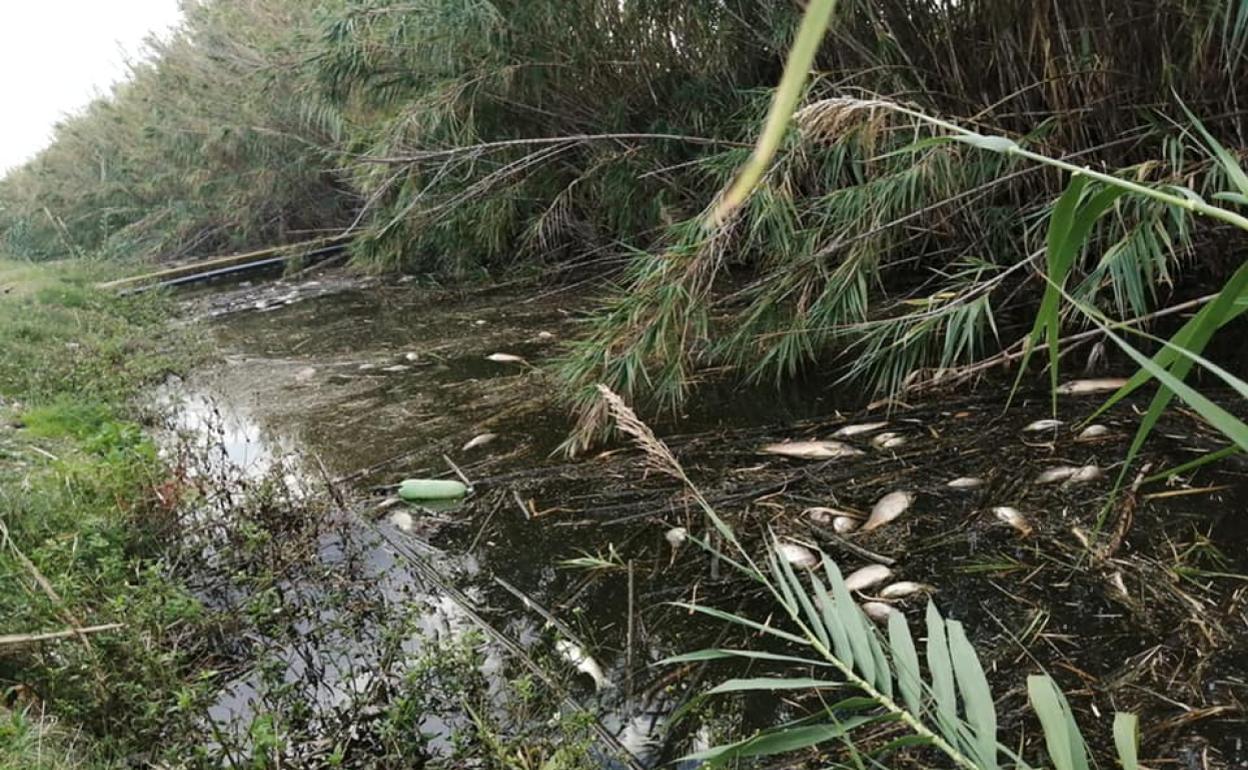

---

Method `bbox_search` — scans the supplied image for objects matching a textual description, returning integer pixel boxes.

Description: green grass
[0,259,212,767]
[0,708,92,770]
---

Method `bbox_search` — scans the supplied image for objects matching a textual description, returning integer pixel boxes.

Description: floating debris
[486,352,526,364]
[992,506,1032,536]
[556,640,613,691]
[760,440,864,461]
[871,432,907,449]
[461,433,497,451]
[1023,419,1064,432]
[1076,424,1110,440]
[664,526,688,548]
[860,602,897,622]
[833,516,860,534]
[1055,378,1129,395]
[537,331,555,340]
[381,364,410,373]
[879,581,932,600]
[946,476,984,490]
[388,511,415,532]
[398,478,468,501]
[833,421,888,438]
[1037,466,1079,484]
[862,491,914,531]
[776,542,819,568]
[844,564,893,592]
[403,351,420,362]
[294,366,317,382]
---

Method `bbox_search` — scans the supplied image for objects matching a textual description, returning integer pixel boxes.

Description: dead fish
[486,352,526,364]
[1023,419,1064,432]
[1055,378,1129,395]
[776,542,819,568]
[556,640,613,691]
[992,506,1032,536]
[403,351,420,362]
[1076,424,1110,440]
[1036,466,1079,484]
[461,433,497,451]
[870,432,906,449]
[879,581,932,600]
[1069,464,1103,483]
[760,440,864,461]
[389,511,415,532]
[946,476,984,490]
[1106,570,1129,601]
[805,506,856,526]
[862,491,914,531]
[860,602,897,623]
[833,516,860,534]
[833,421,888,438]
[664,526,688,548]
[844,564,893,593]
[537,331,555,340]
[806,507,832,525]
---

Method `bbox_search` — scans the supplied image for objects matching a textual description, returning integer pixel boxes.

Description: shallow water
[166,273,1248,767]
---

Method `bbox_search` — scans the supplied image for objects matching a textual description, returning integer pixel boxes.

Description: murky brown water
[165,272,1248,768]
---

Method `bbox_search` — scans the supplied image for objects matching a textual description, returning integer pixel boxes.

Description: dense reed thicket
[3,0,1246,441]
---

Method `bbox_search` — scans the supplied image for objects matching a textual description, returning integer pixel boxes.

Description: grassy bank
[0,260,212,767]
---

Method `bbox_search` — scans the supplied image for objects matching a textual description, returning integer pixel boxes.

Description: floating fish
[870,432,906,449]
[388,511,415,532]
[1023,419,1064,432]
[461,433,497,451]
[860,602,896,623]
[1055,378,1129,395]
[1069,464,1103,483]
[992,506,1032,536]
[946,477,984,490]
[844,564,893,592]
[879,581,932,600]
[862,491,914,531]
[537,331,555,340]
[760,440,864,461]
[403,351,420,362]
[556,640,613,691]
[833,421,888,438]
[805,506,857,526]
[1036,466,1079,484]
[776,542,819,568]
[664,526,688,548]
[1106,570,1129,601]
[486,352,526,364]
[1076,424,1110,440]
[833,516,860,534]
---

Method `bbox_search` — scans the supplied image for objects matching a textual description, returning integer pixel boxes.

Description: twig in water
[443,453,474,490]
[809,525,898,566]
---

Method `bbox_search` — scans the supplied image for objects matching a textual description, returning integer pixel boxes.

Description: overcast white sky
[0,1,184,174]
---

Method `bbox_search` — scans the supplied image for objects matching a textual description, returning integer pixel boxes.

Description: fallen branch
[0,623,125,648]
